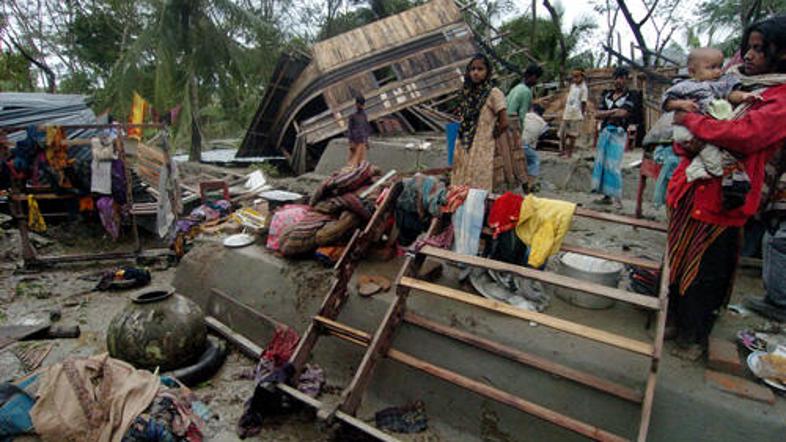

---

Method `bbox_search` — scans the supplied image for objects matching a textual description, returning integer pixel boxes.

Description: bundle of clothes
[1,125,135,240]
[236,327,325,439]
[0,354,209,442]
[396,181,577,312]
[266,162,380,259]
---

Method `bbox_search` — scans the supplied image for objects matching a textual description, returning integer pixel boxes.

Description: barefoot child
[664,47,761,209]
[559,69,588,158]
[347,96,371,167]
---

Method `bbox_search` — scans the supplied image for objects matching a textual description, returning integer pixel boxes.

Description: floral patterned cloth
[451,88,507,192]
[265,204,310,251]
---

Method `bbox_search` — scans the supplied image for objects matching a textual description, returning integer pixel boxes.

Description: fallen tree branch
[8,37,56,93]
[602,44,672,84]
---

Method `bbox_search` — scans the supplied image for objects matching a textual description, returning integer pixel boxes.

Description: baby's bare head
[687,48,725,81]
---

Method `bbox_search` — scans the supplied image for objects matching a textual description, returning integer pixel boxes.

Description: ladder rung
[418,246,661,311]
[399,276,655,357]
[403,312,644,403]
[316,316,628,442]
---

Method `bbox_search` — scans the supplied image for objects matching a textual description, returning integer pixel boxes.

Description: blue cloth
[453,188,488,256]
[446,122,459,166]
[12,126,43,173]
[652,144,680,208]
[591,125,626,199]
[523,143,540,177]
[0,375,38,439]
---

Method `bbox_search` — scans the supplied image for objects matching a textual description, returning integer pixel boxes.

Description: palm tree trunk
[189,75,201,162]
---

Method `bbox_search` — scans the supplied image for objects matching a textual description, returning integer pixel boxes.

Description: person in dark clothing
[347,96,372,167]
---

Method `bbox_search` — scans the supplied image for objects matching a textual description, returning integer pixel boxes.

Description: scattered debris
[375,401,428,434]
[12,342,54,372]
[15,280,51,300]
[356,275,391,297]
[705,369,776,405]
[95,266,151,291]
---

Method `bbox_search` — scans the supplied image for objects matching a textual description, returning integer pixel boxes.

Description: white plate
[747,351,786,391]
[223,233,256,248]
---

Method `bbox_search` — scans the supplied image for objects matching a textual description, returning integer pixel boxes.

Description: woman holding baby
[666,15,786,359]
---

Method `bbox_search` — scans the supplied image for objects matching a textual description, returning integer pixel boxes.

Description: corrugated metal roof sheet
[0,92,99,142]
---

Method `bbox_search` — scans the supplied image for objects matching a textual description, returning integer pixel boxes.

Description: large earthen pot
[107,286,206,371]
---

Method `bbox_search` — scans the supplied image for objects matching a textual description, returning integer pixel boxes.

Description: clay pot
[107,286,207,371]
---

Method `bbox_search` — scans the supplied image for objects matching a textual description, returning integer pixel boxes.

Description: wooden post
[10,180,37,265]
[338,217,440,416]
[637,250,670,441]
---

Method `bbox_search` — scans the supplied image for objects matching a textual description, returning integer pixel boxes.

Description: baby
[663,47,759,209]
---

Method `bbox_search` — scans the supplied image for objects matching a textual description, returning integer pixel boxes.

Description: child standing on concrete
[559,69,588,158]
[347,96,372,167]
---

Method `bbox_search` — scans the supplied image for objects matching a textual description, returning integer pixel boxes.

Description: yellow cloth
[128,92,147,141]
[514,194,576,267]
[30,354,160,442]
[27,195,46,233]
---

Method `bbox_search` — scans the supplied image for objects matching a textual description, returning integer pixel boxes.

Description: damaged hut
[237,0,479,173]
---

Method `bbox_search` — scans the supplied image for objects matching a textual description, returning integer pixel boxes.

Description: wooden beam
[636,251,670,441]
[205,316,263,359]
[205,316,402,442]
[574,207,668,232]
[403,312,643,403]
[277,384,403,442]
[388,350,626,442]
[339,294,407,415]
[209,288,286,330]
[319,318,627,442]
[418,246,660,310]
[399,276,654,356]
[560,244,661,271]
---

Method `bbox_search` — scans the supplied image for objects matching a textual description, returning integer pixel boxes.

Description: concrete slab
[313,137,655,203]
[174,240,786,441]
[314,136,448,176]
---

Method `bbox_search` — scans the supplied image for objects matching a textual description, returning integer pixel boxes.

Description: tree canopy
[0,0,776,153]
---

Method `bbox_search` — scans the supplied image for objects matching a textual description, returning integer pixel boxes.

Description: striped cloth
[667,186,729,295]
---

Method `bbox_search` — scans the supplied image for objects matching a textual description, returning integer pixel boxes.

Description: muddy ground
[0,152,778,441]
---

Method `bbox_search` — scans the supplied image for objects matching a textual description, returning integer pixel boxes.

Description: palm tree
[104,0,284,160]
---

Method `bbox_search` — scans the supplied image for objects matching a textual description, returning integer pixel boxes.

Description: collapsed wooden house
[237,0,479,172]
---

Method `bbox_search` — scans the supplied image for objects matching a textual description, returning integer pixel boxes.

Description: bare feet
[671,343,704,361]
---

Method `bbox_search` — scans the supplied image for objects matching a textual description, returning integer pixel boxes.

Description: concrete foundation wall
[175,242,784,441]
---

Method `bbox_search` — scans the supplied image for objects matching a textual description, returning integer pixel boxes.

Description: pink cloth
[266,204,310,251]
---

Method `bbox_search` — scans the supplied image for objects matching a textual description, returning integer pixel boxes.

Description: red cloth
[667,83,786,227]
[442,185,469,213]
[487,191,523,238]
[261,327,300,368]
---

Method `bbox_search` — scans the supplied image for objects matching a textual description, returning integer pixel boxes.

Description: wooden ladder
[290,205,669,441]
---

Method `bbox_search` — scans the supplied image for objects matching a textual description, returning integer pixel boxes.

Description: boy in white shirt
[559,69,588,158]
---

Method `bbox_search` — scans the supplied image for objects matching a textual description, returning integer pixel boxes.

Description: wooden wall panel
[312,0,462,72]
[300,59,468,143]
[323,73,379,109]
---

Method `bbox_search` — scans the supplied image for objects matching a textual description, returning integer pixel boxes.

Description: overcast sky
[507,0,703,60]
